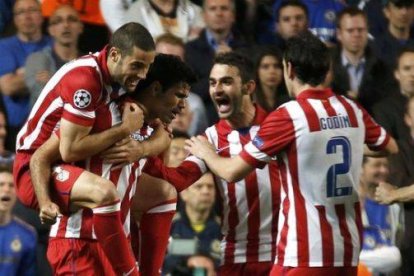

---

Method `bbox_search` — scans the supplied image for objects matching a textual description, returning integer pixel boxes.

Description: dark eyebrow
[209,76,234,82]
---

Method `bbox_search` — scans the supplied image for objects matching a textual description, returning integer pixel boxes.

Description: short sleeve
[60,66,103,127]
[0,39,17,76]
[240,107,295,167]
[362,106,390,151]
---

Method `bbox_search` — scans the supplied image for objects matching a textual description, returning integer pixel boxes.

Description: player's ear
[151,81,162,96]
[243,80,256,96]
[109,47,121,63]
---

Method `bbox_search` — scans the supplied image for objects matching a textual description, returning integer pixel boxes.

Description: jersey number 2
[326,136,352,198]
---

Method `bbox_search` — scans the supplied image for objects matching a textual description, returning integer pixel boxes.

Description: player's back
[274,89,389,268]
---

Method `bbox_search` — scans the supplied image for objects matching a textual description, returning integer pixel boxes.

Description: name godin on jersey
[320,115,351,130]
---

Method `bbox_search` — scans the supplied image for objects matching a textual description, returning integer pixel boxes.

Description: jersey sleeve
[143,156,206,192]
[362,107,391,151]
[240,106,295,168]
[60,66,103,127]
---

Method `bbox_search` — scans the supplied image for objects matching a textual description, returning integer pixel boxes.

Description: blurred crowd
[1,0,414,275]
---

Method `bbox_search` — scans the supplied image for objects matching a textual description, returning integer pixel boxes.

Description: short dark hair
[336,6,368,29]
[213,52,254,84]
[284,31,330,86]
[276,0,308,22]
[384,0,414,8]
[135,54,196,93]
[396,46,414,69]
[108,22,155,56]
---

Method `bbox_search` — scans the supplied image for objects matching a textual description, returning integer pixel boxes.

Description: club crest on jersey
[252,136,264,149]
[73,89,92,109]
[53,166,69,182]
[10,237,22,252]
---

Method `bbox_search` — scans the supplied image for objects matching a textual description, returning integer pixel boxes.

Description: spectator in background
[374,0,414,67]
[162,132,221,274]
[260,0,309,50]
[125,0,204,42]
[375,95,414,276]
[99,0,134,33]
[0,110,14,164]
[41,0,109,53]
[373,47,414,140]
[185,0,249,125]
[332,7,393,114]
[0,165,37,276]
[358,156,402,275]
[252,45,289,112]
[25,5,83,108]
[0,0,52,152]
[156,33,208,135]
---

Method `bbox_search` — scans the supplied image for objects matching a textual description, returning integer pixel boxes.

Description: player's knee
[93,179,119,206]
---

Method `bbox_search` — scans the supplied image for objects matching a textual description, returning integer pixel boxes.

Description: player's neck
[293,82,325,98]
[0,212,11,226]
[227,101,256,129]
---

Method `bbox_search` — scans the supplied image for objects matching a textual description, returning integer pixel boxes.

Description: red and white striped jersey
[16,47,124,152]
[49,101,151,240]
[148,105,280,264]
[240,89,390,267]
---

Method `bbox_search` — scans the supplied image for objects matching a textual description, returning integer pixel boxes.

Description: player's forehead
[124,46,155,65]
[210,63,240,80]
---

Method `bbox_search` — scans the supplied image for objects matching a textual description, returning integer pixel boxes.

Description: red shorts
[270,264,357,276]
[47,238,116,276]
[14,152,84,213]
[219,261,273,276]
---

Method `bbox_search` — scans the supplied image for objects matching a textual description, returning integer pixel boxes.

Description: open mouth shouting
[214,96,231,114]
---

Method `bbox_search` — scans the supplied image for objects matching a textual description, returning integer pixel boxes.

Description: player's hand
[122,102,144,133]
[346,90,358,100]
[39,201,61,225]
[184,135,215,159]
[375,182,397,205]
[101,136,143,164]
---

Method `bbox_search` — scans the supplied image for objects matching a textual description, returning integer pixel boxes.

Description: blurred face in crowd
[0,171,16,214]
[209,64,249,119]
[384,3,414,30]
[277,5,308,40]
[108,46,155,93]
[170,104,193,134]
[337,14,368,55]
[166,137,188,167]
[155,42,185,60]
[395,51,414,96]
[203,0,235,34]
[48,5,83,47]
[258,55,283,89]
[181,173,216,214]
[360,157,389,198]
[13,0,43,38]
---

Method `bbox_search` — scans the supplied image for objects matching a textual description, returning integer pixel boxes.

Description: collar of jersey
[296,88,335,100]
